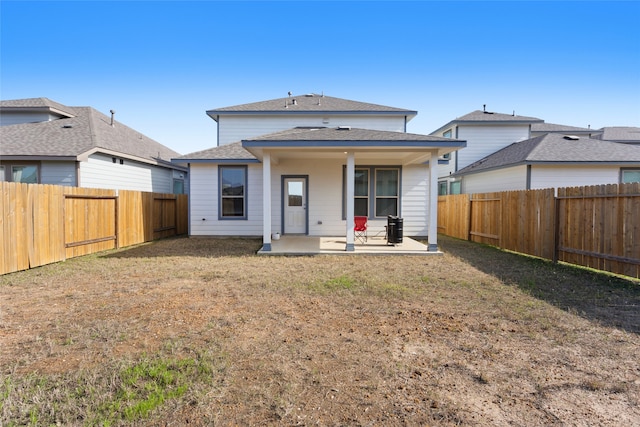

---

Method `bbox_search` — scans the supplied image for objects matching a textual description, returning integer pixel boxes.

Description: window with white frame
[0,166,4,181]
[440,130,452,161]
[219,166,247,219]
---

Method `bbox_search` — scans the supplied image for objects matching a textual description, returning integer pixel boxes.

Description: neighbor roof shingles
[455,134,640,175]
[595,127,640,143]
[531,122,596,133]
[0,97,76,117]
[1,105,181,163]
[452,110,543,123]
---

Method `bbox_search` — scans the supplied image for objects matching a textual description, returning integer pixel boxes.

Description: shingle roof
[594,127,640,143]
[174,141,256,161]
[245,126,459,143]
[1,103,181,165]
[453,110,542,123]
[207,93,417,118]
[174,127,464,163]
[430,109,543,135]
[0,97,76,118]
[531,122,595,133]
[455,134,640,176]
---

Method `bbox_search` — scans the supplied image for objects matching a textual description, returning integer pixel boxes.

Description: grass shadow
[438,235,640,334]
[101,236,263,259]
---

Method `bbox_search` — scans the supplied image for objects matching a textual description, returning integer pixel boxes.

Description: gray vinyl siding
[80,153,173,192]
[462,165,528,193]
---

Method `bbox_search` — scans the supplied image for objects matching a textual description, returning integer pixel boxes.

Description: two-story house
[172,93,466,252]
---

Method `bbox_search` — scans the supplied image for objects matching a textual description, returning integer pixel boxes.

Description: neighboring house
[449,133,640,194]
[530,122,599,139]
[429,107,543,194]
[0,98,187,193]
[172,93,466,252]
[592,126,640,144]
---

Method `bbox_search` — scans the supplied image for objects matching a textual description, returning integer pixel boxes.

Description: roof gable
[206,93,417,121]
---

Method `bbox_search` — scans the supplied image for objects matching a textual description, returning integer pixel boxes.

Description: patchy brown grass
[1,236,639,426]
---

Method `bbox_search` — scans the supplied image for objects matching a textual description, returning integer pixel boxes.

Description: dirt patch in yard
[1,236,639,426]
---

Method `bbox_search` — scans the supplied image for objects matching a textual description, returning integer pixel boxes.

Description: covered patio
[257,235,441,255]
[242,127,466,254]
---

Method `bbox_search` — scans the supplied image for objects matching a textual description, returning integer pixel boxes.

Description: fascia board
[242,140,466,149]
[172,158,260,164]
[0,155,78,161]
[208,110,417,117]
[78,148,186,170]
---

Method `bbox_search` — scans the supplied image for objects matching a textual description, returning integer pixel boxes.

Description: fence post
[553,191,559,263]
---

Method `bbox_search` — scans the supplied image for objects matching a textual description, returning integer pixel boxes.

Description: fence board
[64,188,117,259]
[30,184,65,268]
[469,193,501,246]
[437,194,470,240]
[439,183,639,279]
[1,183,189,275]
[1,183,30,274]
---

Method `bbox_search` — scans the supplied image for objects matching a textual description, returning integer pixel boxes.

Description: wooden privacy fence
[1,182,188,275]
[438,183,640,279]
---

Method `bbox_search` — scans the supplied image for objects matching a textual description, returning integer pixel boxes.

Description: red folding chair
[354,216,368,244]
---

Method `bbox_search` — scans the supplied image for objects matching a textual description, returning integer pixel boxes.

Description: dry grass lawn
[1,236,639,426]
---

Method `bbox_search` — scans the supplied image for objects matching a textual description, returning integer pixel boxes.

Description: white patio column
[262,151,272,251]
[345,152,355,251]
[428,150,438,252]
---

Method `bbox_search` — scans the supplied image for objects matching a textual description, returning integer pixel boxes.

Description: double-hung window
[354,169,369,217]
[345,166,400,219]
[219,166,247,219]
[375,168,399,217]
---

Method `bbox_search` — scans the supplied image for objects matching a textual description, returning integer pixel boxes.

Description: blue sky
[2,1,639,155]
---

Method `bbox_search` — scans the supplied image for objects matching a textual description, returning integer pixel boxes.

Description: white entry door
[284,177,307,234]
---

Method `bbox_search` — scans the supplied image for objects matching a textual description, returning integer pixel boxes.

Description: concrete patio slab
[258,236,441,255]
